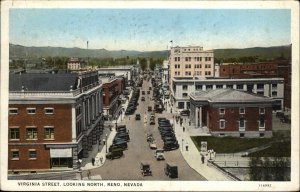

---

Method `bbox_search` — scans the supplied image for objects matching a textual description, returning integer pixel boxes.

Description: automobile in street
[142,91,145,95]
[154,149,165,160]
[149,140,157,150]
[106,149,124,160]
[147,90,151,94]
[135,114,141,120]
[147,133,154,143]
[140,161,152,176]
[109,141,128,152]
[164,163,178,178]
[141,96,145,101]
[163,140,179,151]
[148,106,152,111]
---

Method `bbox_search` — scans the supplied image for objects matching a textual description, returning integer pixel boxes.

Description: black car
[163,141,179,151]
[142,91,145,95]
[163,136,177,142]
[147,91,151,94]
[141,97,145,101]
[165,163,178,178]
[135,114,141,120]
[109,141,128,152]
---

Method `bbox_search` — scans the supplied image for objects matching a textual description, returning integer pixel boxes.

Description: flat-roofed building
[171,77,284,111]
[8,71,103,172]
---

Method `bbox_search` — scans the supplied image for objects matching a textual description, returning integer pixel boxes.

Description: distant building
[162,60,169,84]
[171,77,284,110]
[8,71,103,172]
[190,89,274,138]
[97,66,134,87]
[219,59,291,109]
[169,46,214,83]
[67,57,86,71]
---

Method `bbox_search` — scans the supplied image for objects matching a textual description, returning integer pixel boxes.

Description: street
[89,79,206,180]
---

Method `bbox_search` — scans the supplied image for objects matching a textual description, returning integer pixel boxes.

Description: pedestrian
[201,155,205,164]
[183,126,185,132]
[170,108,172,113]
[180,121,183,126]
[92,158,95,166]
[100,157,103,164]
[186,142,189,151]
[103,138,106,145]
[189,121,191,126]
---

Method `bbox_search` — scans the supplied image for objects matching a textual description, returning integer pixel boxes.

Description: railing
[209,161,241,181]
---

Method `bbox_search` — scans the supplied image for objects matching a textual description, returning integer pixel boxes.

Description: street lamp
[208,149,215,161]
[105,134,108,153]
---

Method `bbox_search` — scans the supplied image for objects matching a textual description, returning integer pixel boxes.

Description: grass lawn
[191,136,273,153]
[247,141,291,157]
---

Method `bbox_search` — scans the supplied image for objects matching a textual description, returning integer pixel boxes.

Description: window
[44,127,54,140]
[182,93,188,97]
[257,84,264,89]
[240,133,245,138]
[174,57,177,62]
[44,108,54,115]
[272,91,277,97]
[195,85,202,90]
[239,107,245,114]
[28,150,37,159]
[178,57,180,62]
[219,108,225,115]
[227,84,233,89]
[216,85,223,89]
[175,71,178,76]
[9,128,20,140]
[27,108,36,114]
[237,84,244,90]
[185,64,191,68]
[11,150,19,160]
[219,119,225,129]
[259,118,265,128]
[239,119,245,128]
[206,85,213,90]
[259,108,265,114]
[26,127,38,140]
[76,105,82,117]
[185,71,191,76]
[9,108,18,115]
[272,84,277,89]
[260,132,265,137]
[182,85,188,90]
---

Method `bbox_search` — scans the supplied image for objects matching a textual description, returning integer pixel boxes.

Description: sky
[9,9,291,51]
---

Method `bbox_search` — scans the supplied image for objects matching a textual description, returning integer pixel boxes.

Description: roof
[190,89,273,103]
[9,73,78,92]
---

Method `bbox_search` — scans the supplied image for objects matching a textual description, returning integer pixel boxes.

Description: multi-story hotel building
[169,46,214,83]
[171,77,284,111]
[190,89,274,138]
[67,57,86,71]
[8,71,103,172]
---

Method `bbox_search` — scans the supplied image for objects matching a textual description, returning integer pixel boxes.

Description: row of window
[9,108,54,115]
[174,71,212,76]
[173,64,212,68]
[9,127,54,140]
[219,107,265,115]
[219,118,265,129]
[174,57,213,62]
[11,149,37,160]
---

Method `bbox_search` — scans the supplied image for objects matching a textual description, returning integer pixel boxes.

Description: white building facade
[171,77,284,111]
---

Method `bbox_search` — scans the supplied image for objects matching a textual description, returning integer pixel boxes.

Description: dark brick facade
[8,104,72,170]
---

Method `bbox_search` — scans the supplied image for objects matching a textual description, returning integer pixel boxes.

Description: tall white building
[169,46,214,82]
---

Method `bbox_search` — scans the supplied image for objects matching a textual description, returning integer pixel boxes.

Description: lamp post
[105,134,108,153]
[208,149,215,161]
[182,139,184,151]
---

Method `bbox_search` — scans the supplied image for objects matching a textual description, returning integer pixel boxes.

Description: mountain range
[9,44,291,60]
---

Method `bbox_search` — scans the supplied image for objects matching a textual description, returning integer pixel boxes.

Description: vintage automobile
[148,106,152,111]
[106,149,124,160]
[140,161,152,176]
[135,114,141,120]
[154,149,165,160]
[146,133,154,143]
[149,140,157,150]
[141,97,145,101]
[164,163,178,178]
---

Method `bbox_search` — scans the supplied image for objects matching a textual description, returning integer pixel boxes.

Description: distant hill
[9,44,291,60]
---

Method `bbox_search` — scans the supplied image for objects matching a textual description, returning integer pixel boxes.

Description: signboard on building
[200,141,207,154]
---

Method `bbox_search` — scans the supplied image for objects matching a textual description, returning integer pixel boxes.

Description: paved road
[90,79,206,180]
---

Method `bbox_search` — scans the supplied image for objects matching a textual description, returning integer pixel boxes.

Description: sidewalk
[165,100,233,181]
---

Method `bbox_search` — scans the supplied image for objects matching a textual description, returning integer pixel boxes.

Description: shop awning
[50,148,72,158]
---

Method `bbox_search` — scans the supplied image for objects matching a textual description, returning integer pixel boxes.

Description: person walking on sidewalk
[185,142,189,151]
[201,155,205,164]
[92,158,95,166]
[100,157,103,164]
[183,126,185,132]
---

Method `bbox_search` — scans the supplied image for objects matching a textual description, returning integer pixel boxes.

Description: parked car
[109,141,127,152]
[154,149,165,160]
[140,161,152,176]
[135,114,141,120]
[148,106,152,111]
[164,163,178,178]
[106,149,124,160]
[147,133,154,143]
[147,91,151,94]
[180,110,190,116]
[141,97,145,101]
[142,91,145,95]
[163,140,179,151]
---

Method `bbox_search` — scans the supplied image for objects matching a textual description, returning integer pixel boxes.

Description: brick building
[8,71,103,172]
[190,89,274,138]
[219,59,291,108]
[101,76,125,120]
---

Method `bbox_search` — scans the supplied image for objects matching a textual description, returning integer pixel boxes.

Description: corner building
[8,71,103,172]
